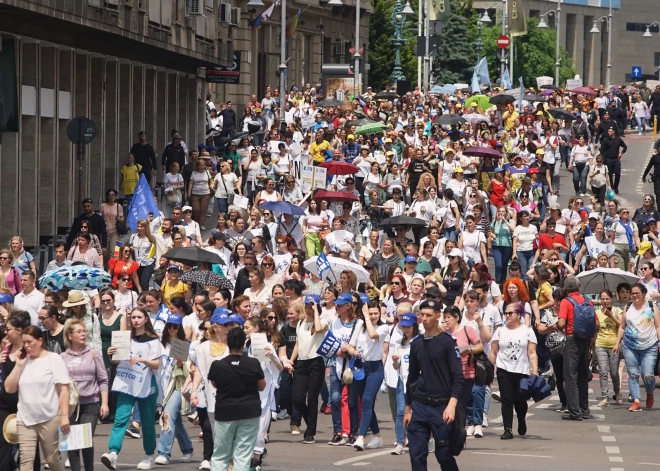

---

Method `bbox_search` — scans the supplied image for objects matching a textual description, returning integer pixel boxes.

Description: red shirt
[108,258,139,289]
[538,232,568,251]
[558,292,591,335]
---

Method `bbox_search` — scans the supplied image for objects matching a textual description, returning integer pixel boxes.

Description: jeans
[157,389,194,459]
[108,377,158,455]
[495,368,528,431]
[572,163,589,195]
[467,383,486,426]
[330,365,358,434]
[492,245,512,284]
[292,357,325,438]
[563,336,591,419]
[211,418,259,471]
[391,380,406,445]
[68,402,100,471]
[516,249,534,281]
[137,264,155,292]
[595,345,621,400]
[605,159,621,192]
[636,116,647,133]
[356,361,384,437]
[622,344,658,400]
[540,184,549,221]
[444,226,457,242]
[216,197,229,214]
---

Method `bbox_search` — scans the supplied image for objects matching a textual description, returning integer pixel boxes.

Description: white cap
[588,212,600,220]
[448,248,464,258]
[182,205,193,212]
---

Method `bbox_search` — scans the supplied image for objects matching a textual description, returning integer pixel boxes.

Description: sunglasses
[167,324,180,330]
[101,299,113,303]
[119,277,130,281]
[267,316,276,321]
[504,311,517,315]
[262,262,274,267]
[391,281,401,285]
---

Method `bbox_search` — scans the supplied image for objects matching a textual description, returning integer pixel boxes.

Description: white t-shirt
[443,199,459,228]
[358,324,389,362]
[613,220,638,245]
[14,289,45,326]
[462,229,486,262]
[183,311,201,341]
[17,352,71,426]
[492,325,537,374]
[513,224,538,252]
[153,233,173,262]
[112,338,162,398]
[331,318,360,375]
[384,325,404,388]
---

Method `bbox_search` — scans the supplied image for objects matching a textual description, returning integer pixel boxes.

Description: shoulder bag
[220,173,235,205]
[116,203,128,235]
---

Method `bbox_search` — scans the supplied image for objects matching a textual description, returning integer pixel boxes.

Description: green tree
[433,9,478,84]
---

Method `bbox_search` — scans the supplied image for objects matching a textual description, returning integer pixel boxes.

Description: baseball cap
[210,312,230,325]
[448,248,463,258]
[167,265,182,272]
[588,212,600,220]
[535,149,545,155]
[335,293,354,306]
[549,202,561,210]
[304,294,320,305]
[454,167,464,173]
[166,314,183,325]
[347,134,355,140]
[0,293,12,303]
[404,255,418,263]
[648,217,657,224]
[528,167,540,174]
[359,293,370,305]
[385,138,393,143]
[227,314,245,326]
[255,108,262,113]
[82,198,93,205]
[182,205,193,212]
[419,299,443,311]
[494,167,504,173]
[399,313,418,327]
[638,241,653,255]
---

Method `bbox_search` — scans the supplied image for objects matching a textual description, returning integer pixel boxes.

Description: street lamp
[477,4,498,64]
[643,21,660,38]
[389,0,412,84]
[590,0,612,88]
[537,0,561,86]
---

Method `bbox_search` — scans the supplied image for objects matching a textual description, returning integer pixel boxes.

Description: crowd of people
[1,80,660,471]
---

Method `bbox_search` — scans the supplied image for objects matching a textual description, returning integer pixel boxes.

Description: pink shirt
[452,326,479,379]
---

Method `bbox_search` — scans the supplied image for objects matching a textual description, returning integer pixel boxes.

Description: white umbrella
[462,112,488,125]
[304,256,371,283]
[576,268,639,294]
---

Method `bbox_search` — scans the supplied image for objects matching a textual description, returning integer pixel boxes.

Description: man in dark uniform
[642,149,660,209]
[161,133,186,172]
[600,126,627,194]
[405,300,464,471]
[218,100,237,138]
[129,131,157,185]
[65,198,108,251]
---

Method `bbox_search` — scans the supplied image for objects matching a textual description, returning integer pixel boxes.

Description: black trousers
[496,368,528,431]
[563,336,591,419]
[196,408,214,461]
[280,369,302,426]
[292,356,325,439]
[550,352,567,407]
[604,159,621,191]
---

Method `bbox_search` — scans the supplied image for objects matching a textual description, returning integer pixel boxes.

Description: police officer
[405,300,464,471]
[643,150,660,210]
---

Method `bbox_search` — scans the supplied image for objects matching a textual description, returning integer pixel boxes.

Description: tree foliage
[433,8,477,84]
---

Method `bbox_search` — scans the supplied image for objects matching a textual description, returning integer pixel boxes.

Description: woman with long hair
[109,243,140,291]
[154,314,194,465]
[0,248,20,295]
[512,210,538,280]
[490,205,516,284]
[4,325,72,471]
[284,254,306,282]
[245,266,272,308]
[61,319,110,471]
[442,248,470,307]
[338,270,358,294]
[499,278,533,327]
[130,220,155,292]
[228,241,248,283]
[302,200,326,257]
[613,283,660,412]
[100,189,125,263]
[381,274,409,321]
[102,308,162,470]
[99,291,127,424]
[594,289,623,407]
[260,255,283,292]
[162,162,184,218]
[188,158,213,229]
[9,236,37,278]
[405,277,425,310]
[489,302,538,439]
[611,206,640,271]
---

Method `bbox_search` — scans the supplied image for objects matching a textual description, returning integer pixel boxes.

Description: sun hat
[62,290,90,308]
[3,414,17,445]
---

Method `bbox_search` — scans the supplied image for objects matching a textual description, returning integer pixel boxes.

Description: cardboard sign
[111,331,131,361]
[59,424,93,451]
[233,194,249,209]
[169,338,191,362]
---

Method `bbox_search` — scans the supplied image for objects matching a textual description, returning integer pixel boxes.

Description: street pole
[279,0,287,124]
[418,0,422,89]
[555,0,561,86]
[606,0,612,88]
[477,18,483,63]
[354,0,361,99]
[389,0,408,84]
[510,36,514,81]
[500,0,506,83]
[424,0,430,92]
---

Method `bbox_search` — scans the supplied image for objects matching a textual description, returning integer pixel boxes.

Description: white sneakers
[391,443,405,455]
[155,456,169,465]
[474,425,484,438]
[353,436,365,451]
[181,453,194,463]
[366,436,383,449]
[428,438,435,454]
[137,455,156,470]
[466,425,475,436]
[199,460,211,470]
[101,452,118,470]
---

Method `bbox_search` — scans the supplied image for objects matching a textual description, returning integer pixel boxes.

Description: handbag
[166,191,179,205]
[463,330,494,387]
[220,173,235,205]
[116,203,128,235]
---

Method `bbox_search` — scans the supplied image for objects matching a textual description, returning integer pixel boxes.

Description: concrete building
[474,0,660,87]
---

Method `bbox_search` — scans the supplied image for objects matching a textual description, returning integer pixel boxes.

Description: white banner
[566,79,583,91]
[536,76,553,89]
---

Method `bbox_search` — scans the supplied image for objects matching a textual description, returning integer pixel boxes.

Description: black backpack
[450,403,467,456]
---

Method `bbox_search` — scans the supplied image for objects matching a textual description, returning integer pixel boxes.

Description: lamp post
[537,0,561,86]
[477,4,498,65]
[590,0,612,88]
[643,21,660,37]
[389,0,413,84]
[279,0,287,123]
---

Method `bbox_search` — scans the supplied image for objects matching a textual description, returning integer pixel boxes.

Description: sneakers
[366,436,383,449]
[65,460,70,469]
[556,405,567,413]
[137,455,156,470]
[277,409,289,420]
[500,429,513,440]
[346,435,356,446]
[615,393,623,404]
[181,454,193,463]
[391,443,404,455]
[199,460,211,470]
[428,438,435,454]
[302,436,316,444]
[630,401,643,412]
[126,424,141,439]
[329,433,346,446]
[518,419,527,436]
[473,425,484,438]
[291,425,301,435]
[482,413,488,428]
[599,399,609,407]
[491,391,501,402]
[353,436,365,451]
[154,455,169,465]
[466,425,475,436]
[271,411,278,421]
[101,452,118,470]
[647,394,655,409]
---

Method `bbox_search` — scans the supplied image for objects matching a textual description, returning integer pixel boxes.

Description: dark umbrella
[523,94,546,102]
[216,131,249,147]
[163,247,225,266]
[317,99,345,108]
[180,269,233,289]
[489,94,516,106]
[540,84,558,90]
[374,91,398,100]
[463,146,502,159]
[547,108,576,121]
[379,215,428,228]
[434,114,467,126]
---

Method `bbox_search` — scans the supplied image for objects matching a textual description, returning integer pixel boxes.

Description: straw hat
[62,290,90,308]
[3,413,17,445]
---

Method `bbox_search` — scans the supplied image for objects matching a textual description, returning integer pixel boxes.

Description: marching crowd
[1,80,660,471]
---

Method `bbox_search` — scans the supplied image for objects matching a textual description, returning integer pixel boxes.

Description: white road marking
[611,468,625,471]
[535,403,551,409]
[353,463,371,466]
[602,436,617,442]
[592,406,602,410]
[640,463,660,466]
[598,426,611,433]
[606,446,621,454]
[334,450,394,465]
[472,452,553,458]
[610,457,624,462]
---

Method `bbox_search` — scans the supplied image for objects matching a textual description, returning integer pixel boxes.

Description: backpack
[566,297,596,339]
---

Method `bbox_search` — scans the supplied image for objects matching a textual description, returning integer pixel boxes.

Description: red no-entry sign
[497,35,510,48]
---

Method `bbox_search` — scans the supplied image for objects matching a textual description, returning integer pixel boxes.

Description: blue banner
[127,174,159,231]
[502,68,512,90]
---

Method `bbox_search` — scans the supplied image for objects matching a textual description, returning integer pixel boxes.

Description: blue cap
[213,307,232,317]
[210,313,230,325]
[335,293,354,306]
[0,293,12,303]
[198,143,206,150]
[404,255,418,263]
[166,314,183,325]
[574,112,582,118]
[359,293,370,305]
[227,314,245,326]
[494,167,504,173]
[349,356,365,381]
[167,265,181,271]
[304,294,320,305]
[206,145,218,152]
[399,313,418,327]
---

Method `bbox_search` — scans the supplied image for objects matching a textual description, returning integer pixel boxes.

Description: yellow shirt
[310,140,331,163]
[121,164,142,195]
[160,280,188,310]
[595,307,621,348]
[536,281,553,308]
[503,110,519,131]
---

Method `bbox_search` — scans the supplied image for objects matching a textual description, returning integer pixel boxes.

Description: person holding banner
[290,296,328,444]
[102,308,162,470]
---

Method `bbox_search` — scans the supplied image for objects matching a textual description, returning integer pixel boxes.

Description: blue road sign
[632,66,642,78]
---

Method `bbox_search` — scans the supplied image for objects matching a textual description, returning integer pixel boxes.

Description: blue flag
[127,174,159,231]
[502,68,512,90]
[476,57,490,86]
[471,69,480,94]
[518,76,524,112]
[316,252,332,279]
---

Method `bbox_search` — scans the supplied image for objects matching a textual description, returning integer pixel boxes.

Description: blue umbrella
[259,201,306,216]
[38,265,112,291]
[430,84,456,95]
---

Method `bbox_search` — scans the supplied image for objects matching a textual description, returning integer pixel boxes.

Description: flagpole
[354,0,361,99]
[279,0,287,126]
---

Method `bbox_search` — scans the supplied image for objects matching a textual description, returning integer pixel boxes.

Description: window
[655,52,660,68]
[627,22,659,33]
